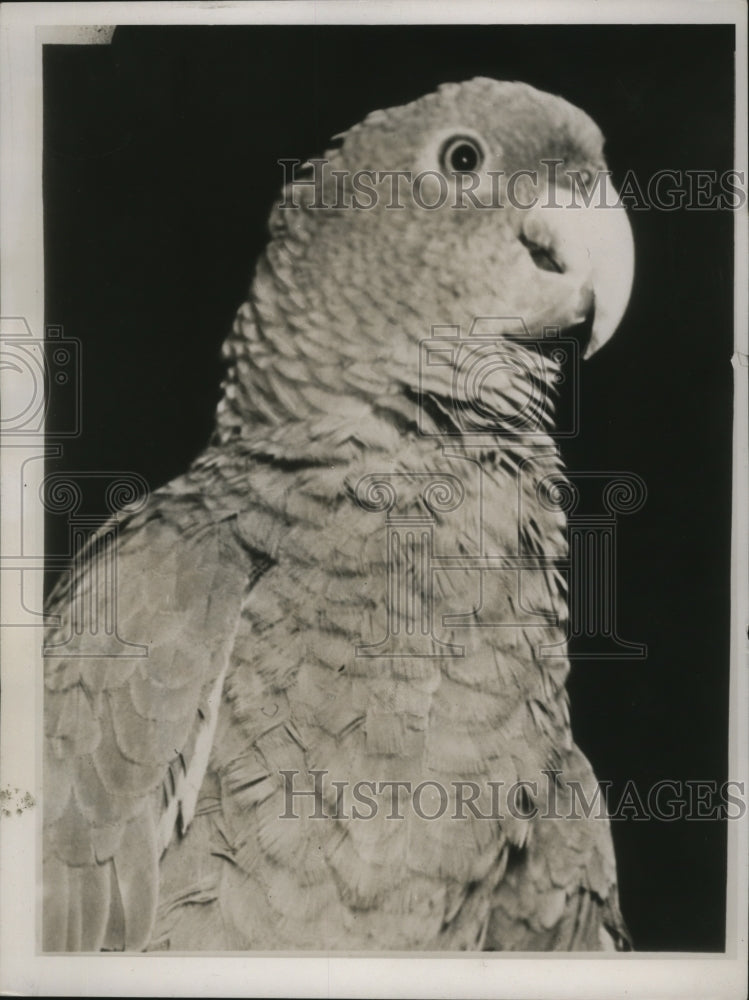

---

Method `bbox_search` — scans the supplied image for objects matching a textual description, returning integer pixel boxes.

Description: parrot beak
[519,182,635,358]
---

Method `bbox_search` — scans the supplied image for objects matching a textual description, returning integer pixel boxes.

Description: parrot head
[217,79,634,442]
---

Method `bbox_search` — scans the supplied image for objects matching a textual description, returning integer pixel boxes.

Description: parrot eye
[440,136,484,173]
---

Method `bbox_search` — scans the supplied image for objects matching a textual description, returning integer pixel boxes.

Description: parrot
[43,78,635,952]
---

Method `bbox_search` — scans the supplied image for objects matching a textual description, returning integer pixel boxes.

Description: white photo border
[1,2,746,997]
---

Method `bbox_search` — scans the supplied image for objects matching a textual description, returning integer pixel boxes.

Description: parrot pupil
[441,137,483,173]
[451,143,478,171]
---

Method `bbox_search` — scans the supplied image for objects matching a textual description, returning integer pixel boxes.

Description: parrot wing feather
[43,497,262,952]
[485,745,631,951]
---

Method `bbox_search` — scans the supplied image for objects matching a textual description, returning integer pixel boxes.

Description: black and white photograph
[0,2,747,997]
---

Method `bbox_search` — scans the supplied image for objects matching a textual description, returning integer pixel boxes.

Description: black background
[43,25,735,952]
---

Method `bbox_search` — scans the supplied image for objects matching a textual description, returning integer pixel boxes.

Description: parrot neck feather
[213,221,568,461]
